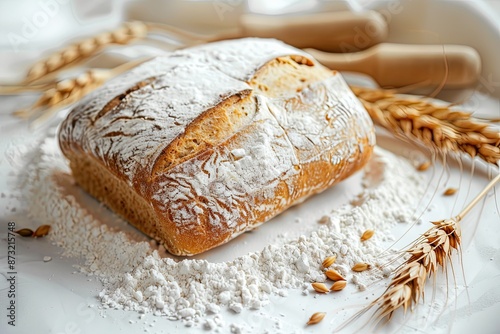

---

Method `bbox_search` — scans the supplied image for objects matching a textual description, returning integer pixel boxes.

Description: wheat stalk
[24,21,148,83]
[351,86,500,165]
[22,20,218,84]
[372,173,499,322]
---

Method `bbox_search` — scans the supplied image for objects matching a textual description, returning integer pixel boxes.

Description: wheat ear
[14,58,147,124]
[373,173,500,321]
[14,69,110,120]
[351,86,500,165]
[25,21,148,83]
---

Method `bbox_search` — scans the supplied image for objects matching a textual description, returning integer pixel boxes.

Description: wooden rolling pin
[306,43,481,88]
[214,10,388,52]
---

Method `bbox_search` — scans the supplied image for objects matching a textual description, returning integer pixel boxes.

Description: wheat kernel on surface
[417,161,431,171]
[312,282,329,294]
[352,262,371,272]
[33,224,51,237]
[322,256,337,268]
[361,229,374,241]
[14,228,34,237]
[325,269,345,281]
[330,280,347,291]
[443,188,457,196]
[307,312,326,325]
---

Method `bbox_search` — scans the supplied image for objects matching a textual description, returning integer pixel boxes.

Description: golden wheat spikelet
[25,21,148,83]
[13,59,146,126]
[351,86,500,165]
[14,69,110,120]
[375,218,461,319]
[371,173,499,322]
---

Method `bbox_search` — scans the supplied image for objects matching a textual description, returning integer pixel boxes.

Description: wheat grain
[325,269,345,281]
[25,21,148,83]
[14,228,34,237]
[312,282,330,294]
[361,230,375,241]
[33,224,51,238]
[443,188,458,196]
[322,256,337,268]
[307,312,326,325]
[330,280,347,291]
[417,161,431,171]
[351,86,500,165]
[352,262,371,272]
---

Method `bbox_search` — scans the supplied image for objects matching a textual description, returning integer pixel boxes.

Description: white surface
[0,1,499,333]
[0,99,499,334]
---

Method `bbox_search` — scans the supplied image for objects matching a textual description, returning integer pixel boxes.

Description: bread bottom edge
[68,155,187,255]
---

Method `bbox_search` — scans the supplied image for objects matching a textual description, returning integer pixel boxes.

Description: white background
[0,1,499,333]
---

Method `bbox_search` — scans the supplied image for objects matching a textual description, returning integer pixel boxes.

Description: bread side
[59,38,375,255]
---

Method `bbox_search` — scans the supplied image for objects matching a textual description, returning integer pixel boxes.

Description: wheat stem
[456,173,500,221]
[0,83,53,94]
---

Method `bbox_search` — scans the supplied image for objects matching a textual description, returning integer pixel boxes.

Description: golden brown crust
[59,38,375,255]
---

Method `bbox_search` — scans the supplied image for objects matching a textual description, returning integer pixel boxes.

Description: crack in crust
[93,78,156,123]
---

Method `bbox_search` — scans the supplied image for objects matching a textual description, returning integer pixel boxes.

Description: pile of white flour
[20,131,425,325]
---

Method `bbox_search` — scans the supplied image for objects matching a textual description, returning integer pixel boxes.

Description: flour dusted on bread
[58,38,375,255]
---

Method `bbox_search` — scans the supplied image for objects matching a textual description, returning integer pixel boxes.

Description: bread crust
[59,38,375,255]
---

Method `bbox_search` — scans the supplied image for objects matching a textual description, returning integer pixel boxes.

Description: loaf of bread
[59,38,375,256]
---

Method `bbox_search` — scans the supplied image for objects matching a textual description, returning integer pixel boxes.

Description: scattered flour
[20,131,425,326]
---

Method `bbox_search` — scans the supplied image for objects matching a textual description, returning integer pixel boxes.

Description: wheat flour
[20,130,425,326]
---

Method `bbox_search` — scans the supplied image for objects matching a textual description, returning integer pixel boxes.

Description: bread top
[59,38,319,188]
